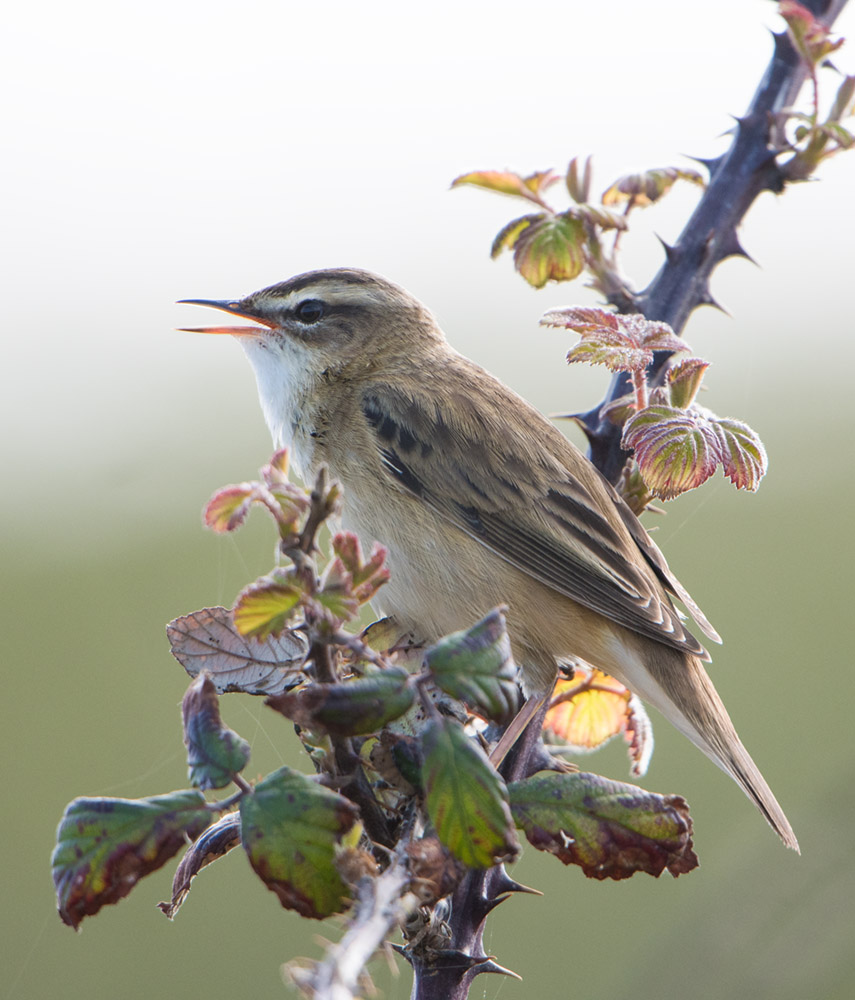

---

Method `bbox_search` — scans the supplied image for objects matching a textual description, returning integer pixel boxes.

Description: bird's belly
[337,486,614,693]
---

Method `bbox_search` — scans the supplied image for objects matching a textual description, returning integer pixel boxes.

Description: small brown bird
[182,268,798,850]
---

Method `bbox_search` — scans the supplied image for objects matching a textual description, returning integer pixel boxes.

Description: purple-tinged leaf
[53,790,212,929]
[565,155,592,204]
[204,484,254,533]
[240,766,358,919]
[511,212,586,288]
[667,357,710,409]
[623,404,767,499]
[622,405,719,499]
[330,533,390,602]
[233,569,304,640]
[182,674,251,790]
[829,75,855,123]
[542,308,688,374]
[508,772,698,880]
[779,1,843,67]
[568,203,628,231]
[166,606,308,696]
[266,667,415,736]
[709,416,768,491]
[601,167,704,208]
[159,812,240,919]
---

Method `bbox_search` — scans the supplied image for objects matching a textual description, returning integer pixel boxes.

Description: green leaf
[166,606,308,696]
[425,608,518,722]
[508,772,698,879]
[240,766,358,919]
[52,790,212,929]
[266,668,415,736]
[490,213,541,259]
[512,212,586,288]
[667,357,710,409]
[421,717,519,869]
[233,568,303,639]
[182,674,251,789]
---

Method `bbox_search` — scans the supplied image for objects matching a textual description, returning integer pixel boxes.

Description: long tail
[617,643,799,851]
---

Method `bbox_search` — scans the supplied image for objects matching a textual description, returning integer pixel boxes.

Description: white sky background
[2,0,853,545]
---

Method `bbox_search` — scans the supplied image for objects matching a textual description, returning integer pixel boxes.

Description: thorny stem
[581,0,849,484]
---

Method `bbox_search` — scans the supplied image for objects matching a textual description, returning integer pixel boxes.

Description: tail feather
[614,642,799,851]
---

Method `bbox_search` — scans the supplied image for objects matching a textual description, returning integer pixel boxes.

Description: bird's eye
[295,299,325,324]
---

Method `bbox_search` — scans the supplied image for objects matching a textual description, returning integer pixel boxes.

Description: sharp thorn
[655,233,679,263]
[697,288,729,316]
[490,866,543,896]
[718,230,757,264]
[472,958,523,981]
[684,153,726,177]
[390,943,411,964]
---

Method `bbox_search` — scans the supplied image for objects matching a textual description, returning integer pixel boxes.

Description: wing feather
[361,377,717,659]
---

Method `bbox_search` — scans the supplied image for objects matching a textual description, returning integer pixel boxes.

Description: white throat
[238,337,317,477]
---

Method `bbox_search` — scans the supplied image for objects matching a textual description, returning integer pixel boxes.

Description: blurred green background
[3,1,854,997]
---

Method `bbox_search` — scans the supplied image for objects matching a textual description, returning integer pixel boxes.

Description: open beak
[177,298,279,337]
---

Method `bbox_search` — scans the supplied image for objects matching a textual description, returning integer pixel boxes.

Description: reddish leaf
[330,533,390,601]
[623,404,768,499]
[622,405,720,499]
[204,484,254,533]
[53,791,212,929]
[541,307,688,373]
[709,416,768,491]
[166,606,308,696]
[508,772,698,880]
[780,1,843,66]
